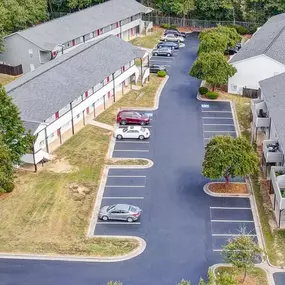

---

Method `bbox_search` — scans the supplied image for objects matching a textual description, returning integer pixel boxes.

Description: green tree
[0,85,34,164]
[216,25,241,48]
[222,235,264,283]
[0,134,14,193]
[189,52,237,90]
[202,135,259,183]
[171,0,195,24]
[107,282,122,285]
[198,32,228,54]
[66,0,92,10]
[177,280,191,285]
[216,272,238,285]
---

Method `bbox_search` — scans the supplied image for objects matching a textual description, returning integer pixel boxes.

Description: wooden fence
[0,63,23,76]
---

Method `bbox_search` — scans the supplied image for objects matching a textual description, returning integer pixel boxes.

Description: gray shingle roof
[230,13,285,65]
[13,0,150,50]
[6,35,145,129]
[259,73,285,151]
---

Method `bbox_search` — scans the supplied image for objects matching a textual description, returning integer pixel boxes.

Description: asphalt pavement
[0,33,259,285]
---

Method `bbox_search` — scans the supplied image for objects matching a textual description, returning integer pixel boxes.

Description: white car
[160,33,185,43]
[115,126,150,140]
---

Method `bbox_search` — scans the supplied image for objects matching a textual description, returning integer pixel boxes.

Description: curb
[0,237,146,263]
[203,182,250,198]
[106,158,154,169]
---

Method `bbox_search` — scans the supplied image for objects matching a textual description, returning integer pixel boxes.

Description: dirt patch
[44,158,78,173]
[68,183,94,201]
[209,182,248,194]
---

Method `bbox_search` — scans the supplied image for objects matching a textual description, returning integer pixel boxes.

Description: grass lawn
[106,159,149,166]
[130,28,163,49]
[0,73,20,85]
[0,125,138,256]
[216,266,268,285]
[96,75,163,126]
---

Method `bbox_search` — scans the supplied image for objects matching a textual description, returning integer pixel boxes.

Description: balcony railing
[270,166,285,210]
[263,140,284,164]
[251,99,270,129]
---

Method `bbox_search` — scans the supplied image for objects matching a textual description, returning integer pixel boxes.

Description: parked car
[224,48,238,55]
[164,29,186,38]
[99,204,142,222]
[160,34,185,43]
[150,64,167,73]
[117,110,150,125]
[157,41,179,50]
[152,47,173,57]
[115,126,151,140]
[236,42,242,50]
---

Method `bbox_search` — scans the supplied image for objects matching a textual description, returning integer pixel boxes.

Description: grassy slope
[0,126,137,256]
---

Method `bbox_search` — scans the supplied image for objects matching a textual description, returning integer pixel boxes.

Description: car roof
[114,204,131,210]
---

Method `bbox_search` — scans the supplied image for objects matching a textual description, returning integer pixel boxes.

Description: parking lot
[201,101,236,147]
[94,168,150,237]
[150,49,179,70]
[112,111,154,159]
[209,198,257,251]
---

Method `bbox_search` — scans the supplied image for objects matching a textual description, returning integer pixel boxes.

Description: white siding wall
[228,55,285,95]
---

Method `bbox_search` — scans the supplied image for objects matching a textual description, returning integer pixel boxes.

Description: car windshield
[129,206,137,212]
[141,127,146,132]
[107,205,115,211]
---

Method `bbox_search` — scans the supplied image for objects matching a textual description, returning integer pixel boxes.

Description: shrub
[248,25,259,34]
[199,86,209,95]
[157,70,167,77]
[160,23,170,29]
[169,24,177,29]
[206,91,219,99]
[236,25,248,35]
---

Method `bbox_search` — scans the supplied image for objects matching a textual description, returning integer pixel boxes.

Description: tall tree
[189,52,237,90]
[0,134,14,193]
[170,0,195,23]
[177,280,191,285]
[198,32,228,54]
[0,85,34,164]
[202,135,259,183]
[222,235,264,283]
[66,0,92,10]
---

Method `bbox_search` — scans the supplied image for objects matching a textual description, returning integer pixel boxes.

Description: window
[30,64,35,71]
[28,49,33,57]
[49,132,55,139]
[231,84,237,91]
[39,140,45,146]
[77,114,80,119]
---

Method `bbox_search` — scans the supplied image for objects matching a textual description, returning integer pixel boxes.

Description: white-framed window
[30,64,35,71]
[77,114,80,119]
[231,84,237,91]
[28,49,33,57]
[49,132,55,139]
[39,140,45,146]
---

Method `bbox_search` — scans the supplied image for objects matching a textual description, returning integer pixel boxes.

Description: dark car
[225,48,238,55]
[164,29,186,37]
[150,64,167,73]
[152,47,173,57]
[157,41,179,50]
[116,111,150,125]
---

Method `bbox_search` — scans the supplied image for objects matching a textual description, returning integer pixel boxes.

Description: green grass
[130,29,163,49]
[0,73,20,85]
[216,266,268,285]
[0,126,138,256]
[106,159,149,166]
[96,75,163,126]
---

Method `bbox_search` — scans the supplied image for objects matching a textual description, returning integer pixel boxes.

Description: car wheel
[127,217,133,223]
[117,134,123,140]
[121,120,126,125]
[154,52,158,56]
[102,216,109,221]
[167,53,171,57]
[139,135,145,140]
[140,121,145,126]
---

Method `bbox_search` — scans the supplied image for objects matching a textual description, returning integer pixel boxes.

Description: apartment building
[0,0,152,73]
[5,35,149,169]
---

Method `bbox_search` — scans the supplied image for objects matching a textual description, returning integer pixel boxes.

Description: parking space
[113,111,154,159]
[201,102,236,147]
[273,273,285,285]
[94,168,150,237]
[209,198,257,252]
[150,49,179,70]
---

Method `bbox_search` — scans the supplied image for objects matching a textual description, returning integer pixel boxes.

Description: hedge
[160,23,178,29]
[157,70,167,77]
[199,86,209,95]
[206,91,219,99]
[228,24,249,35]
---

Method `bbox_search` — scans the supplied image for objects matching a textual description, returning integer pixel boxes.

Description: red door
[72,39,76,46]
[57,129,61,137]
[85,91,89,113]
[108,91,111,98]
[97,29,100,36]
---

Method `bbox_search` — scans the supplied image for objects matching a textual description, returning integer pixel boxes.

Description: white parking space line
[103,197,144,199]
[210,207,251,210]
[115,141,150,144]
[97,222,141,225]
[201,111,232,113]
[202,117,233,120]
[108,175,146,178]
[203,124,235,126]
[212,233,257,237]
[204,130,236,133]
[211,220,254,223]
[113,150,149,152]
[105,185,145,188]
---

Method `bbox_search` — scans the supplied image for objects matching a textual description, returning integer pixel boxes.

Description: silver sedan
[99,204,142,222]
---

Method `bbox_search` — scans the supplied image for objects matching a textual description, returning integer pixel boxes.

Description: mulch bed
[209,182,248,194]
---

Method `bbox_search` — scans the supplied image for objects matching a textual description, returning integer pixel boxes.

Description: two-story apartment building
[228,13,285,95]
[251,72,285,227]
[0,0,152,73]
[5,35,150,170]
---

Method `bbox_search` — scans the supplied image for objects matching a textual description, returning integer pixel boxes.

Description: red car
[117,111,150,125]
